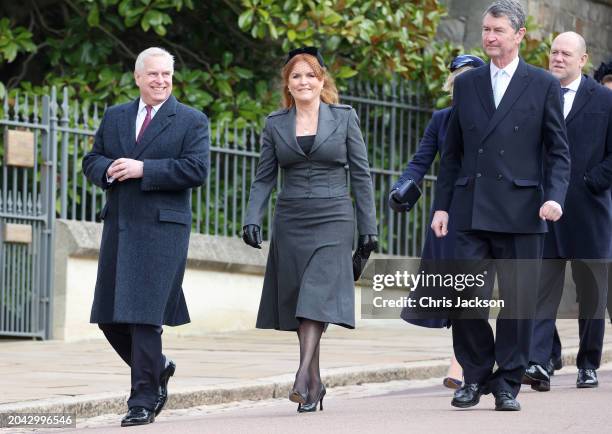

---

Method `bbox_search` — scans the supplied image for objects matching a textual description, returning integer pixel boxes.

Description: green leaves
[0,0,556,130]
[0,18,36,63]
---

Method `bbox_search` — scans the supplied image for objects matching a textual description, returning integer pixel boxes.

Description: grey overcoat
[82,96,209,326]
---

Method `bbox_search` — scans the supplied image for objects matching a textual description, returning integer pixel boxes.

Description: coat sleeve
[584,92,612,193]
[393,111,441,190]
[346,108,378,235]
[542,78,571,206]
[244,120,279,228]
[140,111,210,192]
[82,113,114,190]
[434,100,463,212]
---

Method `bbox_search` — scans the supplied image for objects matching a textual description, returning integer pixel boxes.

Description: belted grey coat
[82,96,209,326]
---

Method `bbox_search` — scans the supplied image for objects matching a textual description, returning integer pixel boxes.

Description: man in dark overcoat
[82,47,209,426]
[525,32,612,391]
[431,0,570,411]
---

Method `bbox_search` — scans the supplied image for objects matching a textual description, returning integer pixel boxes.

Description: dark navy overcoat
[82,96,209,326]
[544,75,612,259]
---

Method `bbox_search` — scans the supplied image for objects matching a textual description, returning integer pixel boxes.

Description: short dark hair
[484,0,526,32]
[602,74,612,85]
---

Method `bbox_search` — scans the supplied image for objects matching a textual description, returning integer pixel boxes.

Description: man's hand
[539,200,563,221]
[431,210,449,238]
[107,158,144,182]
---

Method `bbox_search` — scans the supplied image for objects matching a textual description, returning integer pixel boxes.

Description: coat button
[476,173,482,178]
[497,174,503,180]
[514,126,519,131]
[478,148,484,154]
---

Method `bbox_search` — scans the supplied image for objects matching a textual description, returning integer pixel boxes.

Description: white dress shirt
[135,98,165,140]
[561,75,581,119]
[490,56,520,108]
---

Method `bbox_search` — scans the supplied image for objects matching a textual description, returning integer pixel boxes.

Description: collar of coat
[118,95,178,158]
[269,102,347,157]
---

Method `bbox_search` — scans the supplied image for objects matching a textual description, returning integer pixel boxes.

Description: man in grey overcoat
[82,47,209,427]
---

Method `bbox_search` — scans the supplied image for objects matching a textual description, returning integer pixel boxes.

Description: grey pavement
[1,319,612,421]
[58,364,612,434]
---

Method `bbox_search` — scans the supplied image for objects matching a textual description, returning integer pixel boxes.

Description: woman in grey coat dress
[242,47,378,412]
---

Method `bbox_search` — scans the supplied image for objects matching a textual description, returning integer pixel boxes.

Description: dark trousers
[530,260,608,369]
[451,230,543,397]
[607,263,612,323]
[551,326,562,361]
[99,323,164,410]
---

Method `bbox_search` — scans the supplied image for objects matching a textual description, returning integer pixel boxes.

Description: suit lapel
[565,75,592,125]
[131,95,177,159]
[310,102,339,155]
[273,107,306,157]
[481,58,532,144]
[119,99,139,156]
[474,64,495,120]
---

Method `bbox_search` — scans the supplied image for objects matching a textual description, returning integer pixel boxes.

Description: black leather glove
[388,188,404,212]
[358,234,378,255]
[242,224,262,249]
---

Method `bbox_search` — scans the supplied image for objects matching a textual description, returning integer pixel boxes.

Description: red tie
[136,105,153,143]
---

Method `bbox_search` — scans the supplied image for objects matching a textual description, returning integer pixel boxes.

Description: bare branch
[160,36,213,73]
[62,0,137,59]
[7,42,50,90]
[30,0,64,36]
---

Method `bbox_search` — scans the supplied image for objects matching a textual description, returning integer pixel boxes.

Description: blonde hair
[442,65,474,95]
[281,54,339,108]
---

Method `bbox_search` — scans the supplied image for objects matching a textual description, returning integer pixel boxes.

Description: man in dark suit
[431,0,570,411]
[524,32,612,392]
[82,47,209,426]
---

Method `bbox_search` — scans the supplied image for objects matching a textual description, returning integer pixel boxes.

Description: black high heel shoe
[289,387,308,404]
[297,384,326,413]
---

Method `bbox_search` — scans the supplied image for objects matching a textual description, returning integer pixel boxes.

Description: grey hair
[483,0,526,32]
[134,47,175,72]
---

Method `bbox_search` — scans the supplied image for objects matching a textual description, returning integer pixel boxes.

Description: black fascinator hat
[285,47,325,68]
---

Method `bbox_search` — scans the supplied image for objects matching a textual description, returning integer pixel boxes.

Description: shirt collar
[563,75,582,93]
[138,98,166,115]
[490,56,520,79]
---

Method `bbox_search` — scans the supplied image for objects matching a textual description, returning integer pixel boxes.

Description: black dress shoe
[547,356,563,376]
[576,369,598,388]
[120,407,155,427]
[451,383,485,408]
[494,391,521,411]
[523,364,550,392]
[154,359,176,416]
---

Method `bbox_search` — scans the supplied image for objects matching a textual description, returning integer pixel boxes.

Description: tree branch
[63,0,137,59]
[7,42,50,90]
[159,36,212,72]
[30,0,64,36]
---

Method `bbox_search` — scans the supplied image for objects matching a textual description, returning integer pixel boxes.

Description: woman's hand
[358,234,378,254]
[242,224,262,249]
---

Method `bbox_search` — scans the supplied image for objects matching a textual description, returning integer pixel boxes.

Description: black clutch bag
[352,245,372,281]
[388,178,422,212]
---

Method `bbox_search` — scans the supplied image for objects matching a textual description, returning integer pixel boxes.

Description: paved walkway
[1,319,611,417]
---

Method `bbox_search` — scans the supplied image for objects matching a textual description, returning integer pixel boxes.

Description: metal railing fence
[0,79,436,338]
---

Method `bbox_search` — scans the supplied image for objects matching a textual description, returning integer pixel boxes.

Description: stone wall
[438,0,612,68]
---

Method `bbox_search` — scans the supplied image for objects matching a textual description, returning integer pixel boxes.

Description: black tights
[294,319,325,400]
